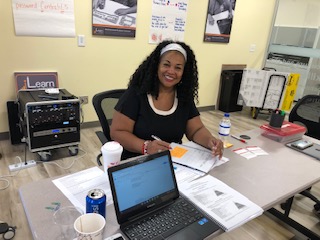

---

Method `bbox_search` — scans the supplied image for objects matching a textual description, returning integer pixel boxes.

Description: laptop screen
[108,151,180,224]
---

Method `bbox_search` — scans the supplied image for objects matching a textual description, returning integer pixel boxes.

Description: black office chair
[282,94,320,218]
[289,94,320,140]
[92,89,126,165]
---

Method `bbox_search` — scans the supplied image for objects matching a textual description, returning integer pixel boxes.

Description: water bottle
[219,113,231,148]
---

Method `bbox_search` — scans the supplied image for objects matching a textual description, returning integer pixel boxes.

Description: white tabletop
[213,129,320,210]
[19,129,320,239]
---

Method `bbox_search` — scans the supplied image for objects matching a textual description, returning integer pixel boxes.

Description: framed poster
[204,0,236,43]
[92,0,137,37]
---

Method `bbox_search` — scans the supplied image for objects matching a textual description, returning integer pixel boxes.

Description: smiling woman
[157,50,185,91]
[109,40,224,161]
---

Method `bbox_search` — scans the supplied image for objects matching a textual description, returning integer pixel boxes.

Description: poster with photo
[92,0,137,37]
[204,0,236,43]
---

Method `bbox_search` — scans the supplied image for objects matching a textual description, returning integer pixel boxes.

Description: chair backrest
[92,89,126,142]
[289,94,320,140]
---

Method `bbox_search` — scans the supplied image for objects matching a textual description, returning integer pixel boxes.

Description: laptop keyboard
[122,199,204,240]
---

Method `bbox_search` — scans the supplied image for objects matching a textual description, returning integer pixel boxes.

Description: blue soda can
[86,189,106,218]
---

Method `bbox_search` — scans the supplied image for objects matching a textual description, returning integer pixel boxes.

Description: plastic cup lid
[101,141,122,152]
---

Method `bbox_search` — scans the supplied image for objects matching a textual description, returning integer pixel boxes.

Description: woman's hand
[147,140,171,154]
[208,138,224,159]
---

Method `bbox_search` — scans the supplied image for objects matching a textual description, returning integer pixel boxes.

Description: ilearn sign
[15,72,58,91]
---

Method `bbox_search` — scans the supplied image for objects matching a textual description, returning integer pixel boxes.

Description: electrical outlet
[79,96,89,105]
[8,160,36,172]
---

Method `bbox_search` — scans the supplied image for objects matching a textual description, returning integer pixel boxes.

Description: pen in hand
[151,135,172,151]
[230,134,247,143]
[151,135,162,141]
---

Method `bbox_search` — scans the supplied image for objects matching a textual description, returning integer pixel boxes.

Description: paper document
[53,167,112,213]
[233,146,268,159]
[173,163,204,187]
[179,175,263,232]
[170,142,229,173]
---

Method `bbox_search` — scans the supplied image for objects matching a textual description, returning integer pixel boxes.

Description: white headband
[160,43,187,61]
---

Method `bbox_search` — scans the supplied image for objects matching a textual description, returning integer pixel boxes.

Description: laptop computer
[108,150,220,240]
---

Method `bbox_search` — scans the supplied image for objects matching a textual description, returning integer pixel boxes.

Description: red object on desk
[260,121,307,142]
[260,121,306,143]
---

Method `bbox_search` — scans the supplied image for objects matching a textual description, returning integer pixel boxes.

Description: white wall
[276,0,320,27]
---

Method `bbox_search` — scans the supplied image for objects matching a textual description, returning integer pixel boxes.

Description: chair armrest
[95,131,108,145]
[96,153,102,166]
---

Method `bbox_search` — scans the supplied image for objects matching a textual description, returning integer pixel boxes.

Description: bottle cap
[224,113,230,117]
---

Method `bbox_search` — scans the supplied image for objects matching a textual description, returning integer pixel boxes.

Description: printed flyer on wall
[204,0,237,43]
[92,0,137,37]
[149,0,188,44]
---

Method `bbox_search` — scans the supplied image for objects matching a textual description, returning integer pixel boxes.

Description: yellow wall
[0,0,277,133]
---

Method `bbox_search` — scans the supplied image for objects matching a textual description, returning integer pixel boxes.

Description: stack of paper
[179,175,263,232]
[170,142,229,173]
[52,167,112,212]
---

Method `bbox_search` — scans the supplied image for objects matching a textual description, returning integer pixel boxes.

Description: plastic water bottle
[219,113,231,148]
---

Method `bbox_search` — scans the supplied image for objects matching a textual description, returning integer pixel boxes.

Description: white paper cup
[74,213,105,240]
[101,141,123,172]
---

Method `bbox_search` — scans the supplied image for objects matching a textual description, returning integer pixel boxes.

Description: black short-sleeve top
[114,87,200,159]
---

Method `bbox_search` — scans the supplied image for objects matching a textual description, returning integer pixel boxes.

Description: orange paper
[170,146,188,158]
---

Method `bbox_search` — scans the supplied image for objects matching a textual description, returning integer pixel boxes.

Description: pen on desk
[230,134,247,143]
[151,135,162,141]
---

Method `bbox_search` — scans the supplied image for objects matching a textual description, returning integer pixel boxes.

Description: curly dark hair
[128,40,199,103]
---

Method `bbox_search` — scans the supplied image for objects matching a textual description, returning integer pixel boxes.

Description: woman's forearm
[111,130,144,154]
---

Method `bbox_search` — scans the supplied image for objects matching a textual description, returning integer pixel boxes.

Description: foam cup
[101,141,123,172]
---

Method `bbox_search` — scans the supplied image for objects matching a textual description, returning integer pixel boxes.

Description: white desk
[213,129,320,210]
[19,129,320,239]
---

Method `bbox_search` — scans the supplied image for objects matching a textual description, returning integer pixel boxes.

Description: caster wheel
[68,146,79,156]
[38,151,51,161]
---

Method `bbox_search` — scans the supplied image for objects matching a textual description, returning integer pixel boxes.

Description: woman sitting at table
[110,40,223,160]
